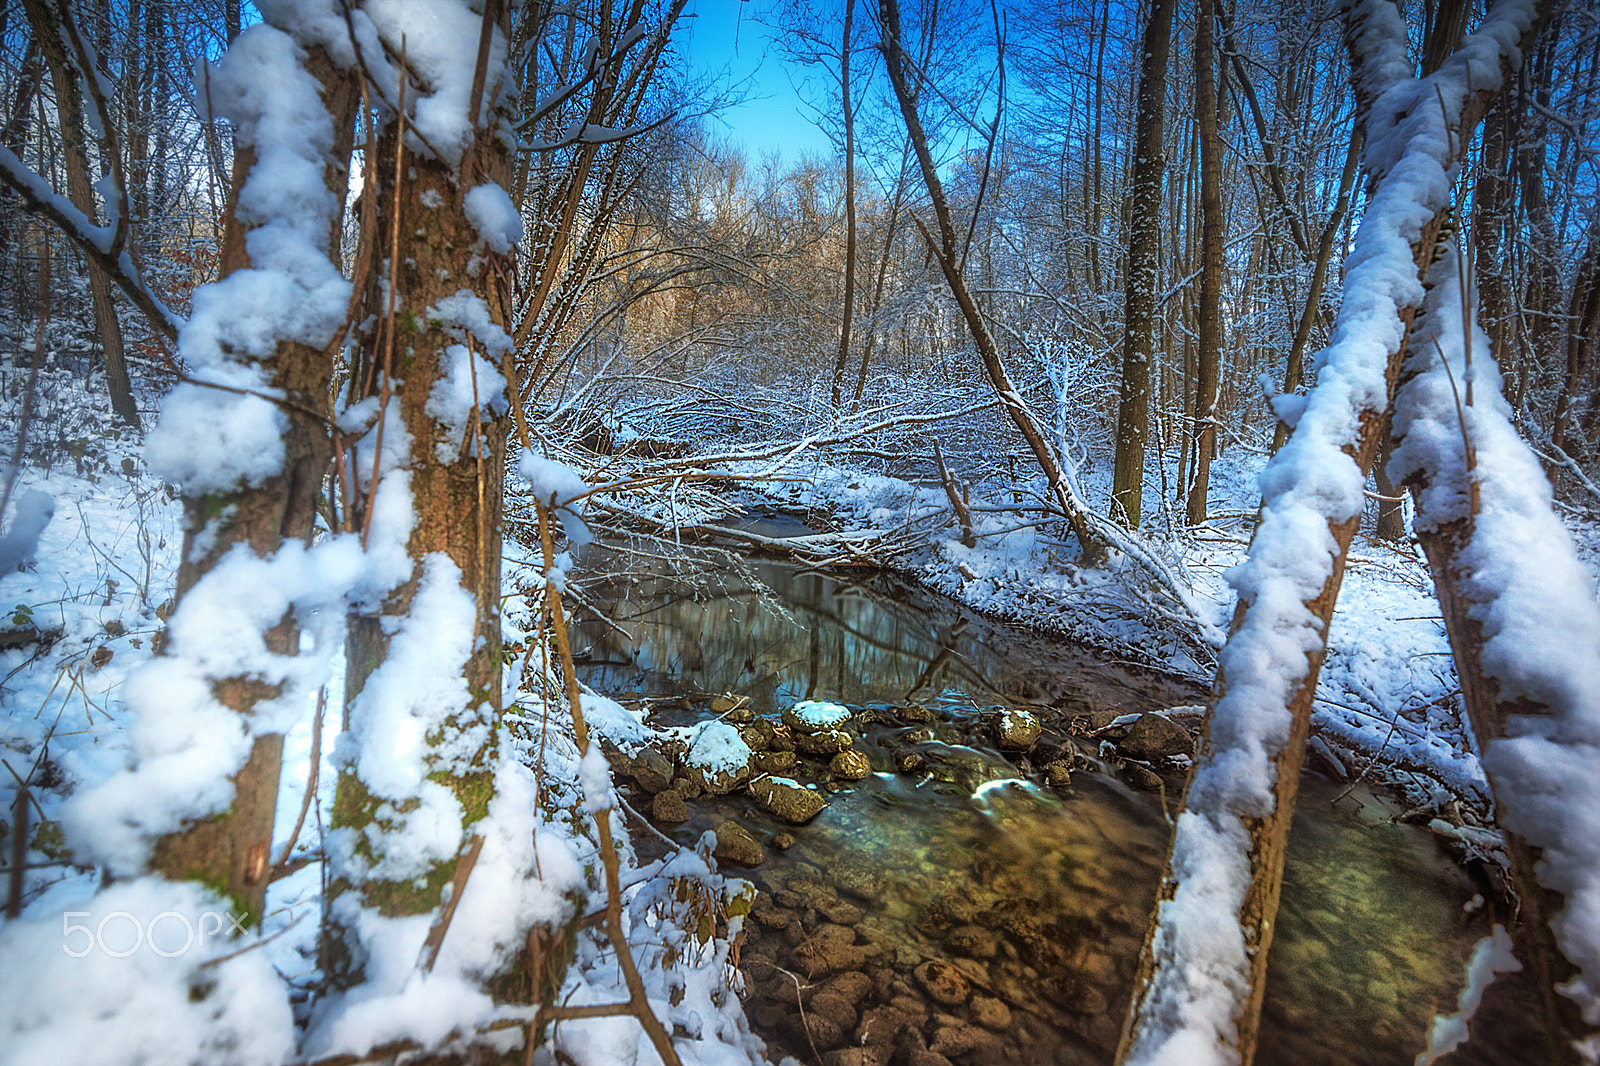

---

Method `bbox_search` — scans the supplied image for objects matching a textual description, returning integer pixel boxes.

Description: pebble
[929,1022,1000,1058]
[1118,713,1194,761]
[969,995,1012,1030]
[712,820,766,867]
[754,750,798,773]
[795,729,854,755]
[907,1052,955,1066]
[894,751,927,773]
[749,777,828,824]
[945,924,998,959]
[809,992,859,1034]
[913,960,971,1007]
[650,790,687,824]
[818,897,860,923]
[830,750,872,780]
[824,971,873,1006]
[995,708,1042,751]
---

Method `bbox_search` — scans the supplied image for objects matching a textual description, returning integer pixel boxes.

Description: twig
[7,780,27,918]
[535,499,683,1066]
[196,910,306,970]
[272,689,324,874]
[418,833,486,973]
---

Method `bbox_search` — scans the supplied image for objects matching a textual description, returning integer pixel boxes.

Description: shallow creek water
[573,539,1493,1066]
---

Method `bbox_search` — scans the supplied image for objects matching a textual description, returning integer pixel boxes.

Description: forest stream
[572,523,1497,1066]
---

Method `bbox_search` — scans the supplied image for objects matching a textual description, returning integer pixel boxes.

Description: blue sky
[679,0,836,165]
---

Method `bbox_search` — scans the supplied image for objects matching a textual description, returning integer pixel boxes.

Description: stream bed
[573,538,1495,1066]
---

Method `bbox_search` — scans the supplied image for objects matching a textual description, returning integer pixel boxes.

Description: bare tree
[1109,0,1177,527]
[20,0,140,428]
[1184,0,1223,525]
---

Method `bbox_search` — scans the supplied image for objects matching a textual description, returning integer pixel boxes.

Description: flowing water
[573,537,1497,1066]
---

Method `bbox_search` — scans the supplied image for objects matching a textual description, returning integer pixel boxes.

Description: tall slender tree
[1185,0,1224,525]
[1110,0,1178,527]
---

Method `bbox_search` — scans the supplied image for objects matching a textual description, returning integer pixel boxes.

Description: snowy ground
[0,457,766,1066]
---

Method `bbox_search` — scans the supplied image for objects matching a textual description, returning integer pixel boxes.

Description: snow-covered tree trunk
[1392,243,1600,1062]
[317,6,546,1044]
[57,24,360,927]
[1115,2,1550,1063]
[142,45,359,927]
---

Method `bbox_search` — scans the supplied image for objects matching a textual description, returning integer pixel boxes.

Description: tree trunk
[328,17,517,991]
[878,0,1108,562]
[1473,94,1518,398]
[22,0,140,429]
[0,39,42,278]
[1186,0,1223,526]
[1550,206,1600,463]
[830,0,858,409]
[1372,432,1406,542]
[1110,0,1177,527]
[156,50,358,926]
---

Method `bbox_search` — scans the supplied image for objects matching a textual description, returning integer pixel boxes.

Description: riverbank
[667,445,1598,847]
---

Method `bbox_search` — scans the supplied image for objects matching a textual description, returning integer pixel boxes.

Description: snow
[430,289,515,357]
[788,699,852,730]
[362,0,508,169]
[144,382,286,492]
[463,182,523,254]
[425,344,508,462]
[0,489,56,572]
[519,449,594,548]
[1416,925,1520,1064]
[0,878,295,1066]
[333,555,482,879]
[685,721,754,776]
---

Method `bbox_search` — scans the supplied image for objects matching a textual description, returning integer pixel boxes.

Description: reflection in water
[573,546,1199,716]
[573,544,1491,1065]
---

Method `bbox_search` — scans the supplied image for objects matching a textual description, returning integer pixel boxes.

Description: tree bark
[1110,0,1177,527]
